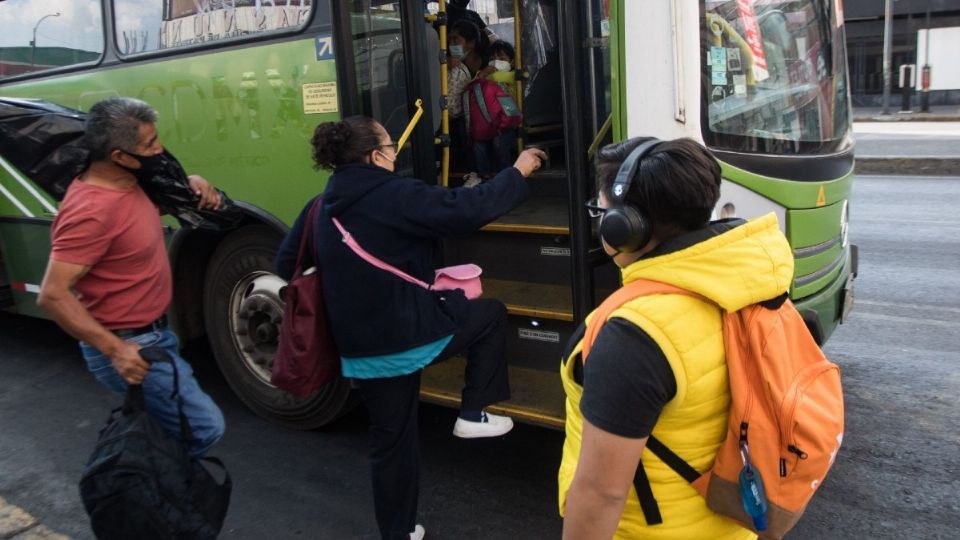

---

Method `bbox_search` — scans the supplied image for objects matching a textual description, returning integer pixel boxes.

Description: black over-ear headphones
[598,138,662,253]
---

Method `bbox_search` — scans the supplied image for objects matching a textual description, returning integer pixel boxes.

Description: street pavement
[3,174,960,539]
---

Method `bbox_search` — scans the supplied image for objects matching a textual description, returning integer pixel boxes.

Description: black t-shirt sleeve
[579,318,677,439]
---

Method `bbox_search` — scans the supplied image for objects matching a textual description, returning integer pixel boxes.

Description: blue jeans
[473,129,518,176]
[80,328,225,457]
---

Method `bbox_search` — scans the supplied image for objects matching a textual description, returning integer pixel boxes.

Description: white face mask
[492,59,511,72]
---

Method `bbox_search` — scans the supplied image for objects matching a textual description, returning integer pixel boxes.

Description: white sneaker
[410,524,425,540]
[463,172,483,188]
[452,412,514,438]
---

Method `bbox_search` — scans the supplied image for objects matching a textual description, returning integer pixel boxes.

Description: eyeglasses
[379,142,398,152]
[585,197,607,219]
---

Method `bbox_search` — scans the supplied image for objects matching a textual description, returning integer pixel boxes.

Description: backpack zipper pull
[787,444,809,459]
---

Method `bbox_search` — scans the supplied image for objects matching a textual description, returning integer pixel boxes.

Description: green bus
[0,0,856,430]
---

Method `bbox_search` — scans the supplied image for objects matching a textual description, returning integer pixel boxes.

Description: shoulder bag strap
[293,197,324,279]
[330,217,432,290]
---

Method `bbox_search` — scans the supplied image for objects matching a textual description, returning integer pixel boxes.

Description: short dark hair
[489,40,515,61]
[310,116,382,170]
[450,20,488,58]
[596,137,721,237]
[83,97,158,160]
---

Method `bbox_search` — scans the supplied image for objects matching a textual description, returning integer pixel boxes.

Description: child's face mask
[492,59,511,72]
[449,45,465,59]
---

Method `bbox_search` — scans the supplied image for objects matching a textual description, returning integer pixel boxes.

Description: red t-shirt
[51,180,172,329]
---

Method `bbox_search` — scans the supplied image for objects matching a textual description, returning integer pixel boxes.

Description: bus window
[114,0,313,55]
[0,0,103,79]
[347,1,413,170]
[701,0,850,154]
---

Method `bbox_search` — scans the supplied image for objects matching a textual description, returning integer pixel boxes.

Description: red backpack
[582,279,845,539]
[462,78,522,141]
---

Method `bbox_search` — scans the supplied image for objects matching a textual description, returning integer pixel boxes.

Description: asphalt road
[1,175,959,539]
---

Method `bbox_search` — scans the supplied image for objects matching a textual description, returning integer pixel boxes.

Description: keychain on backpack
[738,441,769,532]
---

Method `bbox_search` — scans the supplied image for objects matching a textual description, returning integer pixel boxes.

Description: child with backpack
[559,137,844,539]
[465,41,522,181]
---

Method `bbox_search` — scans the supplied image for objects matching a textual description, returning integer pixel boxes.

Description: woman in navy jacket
[276,116,545,540]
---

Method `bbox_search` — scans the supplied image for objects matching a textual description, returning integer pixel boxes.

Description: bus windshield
[701,0,850,154]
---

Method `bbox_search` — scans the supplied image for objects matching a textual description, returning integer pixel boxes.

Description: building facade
[845,0,960,107]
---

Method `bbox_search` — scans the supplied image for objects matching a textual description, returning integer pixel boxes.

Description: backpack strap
[580,279,707,527]
[473,82,494,125]
[581,279,696,362]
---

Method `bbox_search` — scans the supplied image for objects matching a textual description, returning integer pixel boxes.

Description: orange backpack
[582,280,844,539]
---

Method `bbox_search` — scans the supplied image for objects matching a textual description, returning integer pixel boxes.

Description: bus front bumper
[795,243,858,345]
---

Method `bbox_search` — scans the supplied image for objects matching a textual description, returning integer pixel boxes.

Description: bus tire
[202,224,354,430]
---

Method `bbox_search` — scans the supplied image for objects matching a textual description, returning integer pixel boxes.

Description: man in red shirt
[37,97,224,457]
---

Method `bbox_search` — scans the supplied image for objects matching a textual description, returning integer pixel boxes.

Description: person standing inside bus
[37,97,225,458]
[275,116,545,540]
[447,20,488,178]
[559,138,791,539]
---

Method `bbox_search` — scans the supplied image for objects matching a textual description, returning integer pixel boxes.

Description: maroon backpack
[462,78,522,141]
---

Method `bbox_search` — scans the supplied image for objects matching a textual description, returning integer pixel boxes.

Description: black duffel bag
[79,347,231,540]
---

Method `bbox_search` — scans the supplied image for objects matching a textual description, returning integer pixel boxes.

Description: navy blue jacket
[276,163,529,357]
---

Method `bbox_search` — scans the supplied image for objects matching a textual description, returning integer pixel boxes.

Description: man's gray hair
[84,97,158,160]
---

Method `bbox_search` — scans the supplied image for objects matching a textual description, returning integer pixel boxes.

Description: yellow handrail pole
[397,98,424,153]
[437,0,451,187]
[587,113,613,162]
[514,0,525,154]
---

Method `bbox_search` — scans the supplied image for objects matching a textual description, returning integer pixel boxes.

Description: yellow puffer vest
[559,292,753,539]
[558,215,792,540]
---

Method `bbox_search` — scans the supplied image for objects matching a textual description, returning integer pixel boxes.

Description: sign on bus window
[0,0,103,79]
[114,0,313,56]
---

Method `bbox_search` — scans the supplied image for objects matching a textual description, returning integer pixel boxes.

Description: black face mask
[117,150,167,182]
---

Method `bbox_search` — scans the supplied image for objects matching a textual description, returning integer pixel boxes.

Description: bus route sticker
[302,82,338,114]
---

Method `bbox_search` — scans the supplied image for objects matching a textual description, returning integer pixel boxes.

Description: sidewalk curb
[855,157,960,176]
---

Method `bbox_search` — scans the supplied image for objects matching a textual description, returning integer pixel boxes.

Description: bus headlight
[840,200,850,248]
[719,203,737,219]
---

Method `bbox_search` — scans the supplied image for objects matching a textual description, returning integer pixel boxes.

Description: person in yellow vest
[559,137,793,539]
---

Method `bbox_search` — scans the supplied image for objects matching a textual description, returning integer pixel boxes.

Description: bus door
[416,0,618,428]
[331,1,440,181]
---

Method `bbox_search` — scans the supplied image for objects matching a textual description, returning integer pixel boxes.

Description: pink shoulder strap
[331,217,431,290]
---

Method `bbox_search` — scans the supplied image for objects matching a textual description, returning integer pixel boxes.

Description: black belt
[112,315,168,339]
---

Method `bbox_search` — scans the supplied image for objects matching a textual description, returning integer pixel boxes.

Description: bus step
[446,232,572,286]
[481,194,569,233]
[485,279,573,321]
[421,357,566,430]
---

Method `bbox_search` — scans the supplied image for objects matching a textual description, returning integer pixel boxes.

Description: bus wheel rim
[228,271,285,385]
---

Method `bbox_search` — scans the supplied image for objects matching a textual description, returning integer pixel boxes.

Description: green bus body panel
[793,242,843,281]
[611,0,626,141]
[1,38,340,227]
[720,161,854,210]
[787,201,845,249]
[793,245,852,343]
[0,167,56,219]
[0,220,52,318]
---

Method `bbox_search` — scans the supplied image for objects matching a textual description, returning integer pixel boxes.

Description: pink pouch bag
[333,218,483,299]
[432,263,483,299]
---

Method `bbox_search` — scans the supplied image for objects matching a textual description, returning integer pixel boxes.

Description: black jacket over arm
[276,163,528,357]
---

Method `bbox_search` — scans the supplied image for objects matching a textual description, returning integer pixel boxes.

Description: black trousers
[353,298,511,539]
